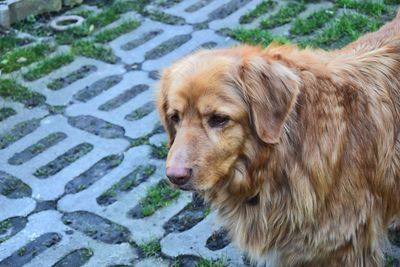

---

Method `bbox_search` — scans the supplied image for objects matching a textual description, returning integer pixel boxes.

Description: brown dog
[157,11,400,267]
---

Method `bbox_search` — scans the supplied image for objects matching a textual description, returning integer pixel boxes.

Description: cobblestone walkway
[1,0,400,266]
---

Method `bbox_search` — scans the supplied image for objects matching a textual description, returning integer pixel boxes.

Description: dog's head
[157,45,300,193]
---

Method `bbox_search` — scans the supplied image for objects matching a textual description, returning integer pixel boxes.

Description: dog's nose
[166,167,192,185]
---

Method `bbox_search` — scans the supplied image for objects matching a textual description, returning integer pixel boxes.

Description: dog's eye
[170,113,180,124]
[208,114,229,128]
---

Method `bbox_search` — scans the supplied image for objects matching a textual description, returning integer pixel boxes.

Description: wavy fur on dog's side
[157,11,400,267]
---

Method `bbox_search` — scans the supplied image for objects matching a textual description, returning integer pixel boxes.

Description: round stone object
[50,15,84,31]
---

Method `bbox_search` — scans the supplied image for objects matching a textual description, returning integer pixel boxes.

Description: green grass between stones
[151,141,169,159]
[0,79,45,107]
[240,0,276,24]
[290,8,337,36]
[229,28,290,46]
[0,35,32,55]
[139,180,180,217]
[260,1,306,29]
[301,12,383,49]
[384,0,400,3]
[0,108,17,122]
[71,40,117,63]
[139,239,161,257]
[94,19,141,43]
[23,53,75,81]
[0,43,53,73]
[335,0,387,16]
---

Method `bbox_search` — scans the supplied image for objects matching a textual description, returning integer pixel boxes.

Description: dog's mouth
[166,177,195,191]
[177,183,195,191]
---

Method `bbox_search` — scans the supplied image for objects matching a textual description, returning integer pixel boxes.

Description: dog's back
[340,11,400,220]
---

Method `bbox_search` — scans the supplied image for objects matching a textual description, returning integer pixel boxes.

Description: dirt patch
[121,30,163,51]
[0,108,16,122]
[68,115,125,139]
[171,255,203,267]
[97,164,156,206]
[8,132,67,165]
[34,143,93,179]
[32,200,57,214]
[206,228,231,251]
[65,154,124,194]
[185,0,213,12]
[48,65,97,91]
[74,75,123,102]
[62,211,131,244]
[0,233,62,267]
[154,0,183,8]
[52,248,93,267]
[208,0,252,20]
[145,34,192,60]
[0,119,40,150]
[148,71,160,80]
[144,9,185,25]
[0,171,32,198]
[125,101,155,121]
[193,22,209,30]
[0,217,28,244]
[98,84,149,111]
[200,42,217,49]
[163,199,209,234]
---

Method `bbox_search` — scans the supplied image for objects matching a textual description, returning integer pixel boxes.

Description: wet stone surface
[68,115,125,138]
[8,132,67,165]
[2,1,399,266]
[125,101,155,121]
[98,84,149,111]
[97,164,156,206]
[48,65,97,91]
[0,119,40,150]
[0,233,62,267]
[62,211,131,244]
[65,154,124,194]
[145,34,192,60]
[52,248,93,267]
[0,171,32,198]
[74,75,123,102]
[34,143,93,178]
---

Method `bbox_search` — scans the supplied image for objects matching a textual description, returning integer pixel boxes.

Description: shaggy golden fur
[157,11,400,267]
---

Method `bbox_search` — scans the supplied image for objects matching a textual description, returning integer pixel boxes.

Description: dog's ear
[157,69,176,147]
[238,56,300,144]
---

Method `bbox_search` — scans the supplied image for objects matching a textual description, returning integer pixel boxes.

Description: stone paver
[1,0,399,266]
